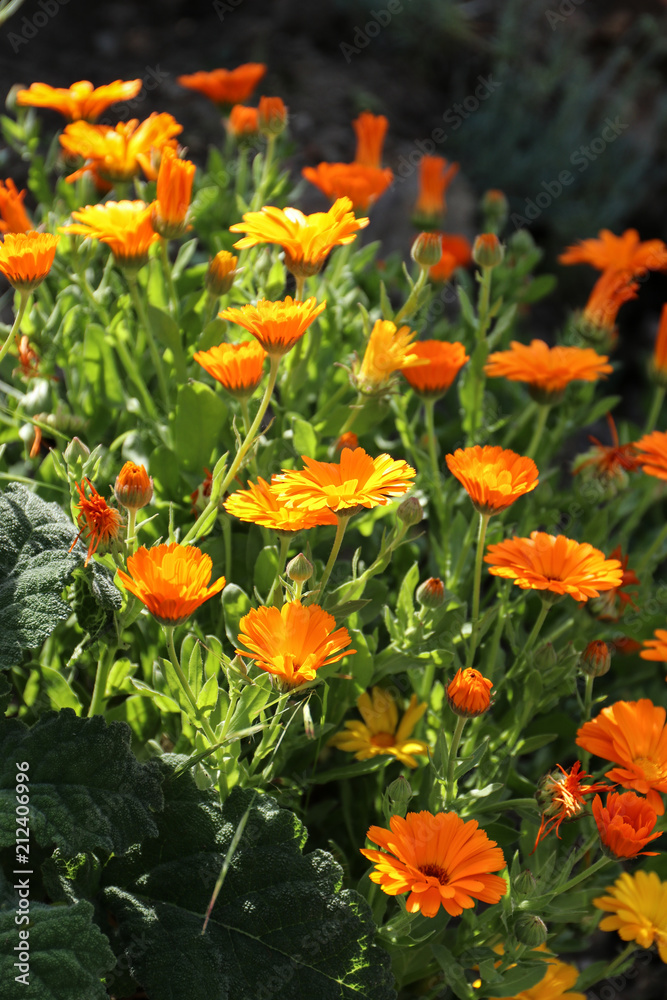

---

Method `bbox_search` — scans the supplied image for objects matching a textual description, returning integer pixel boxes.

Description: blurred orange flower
[446,445,538,515]
[206,250,238,296]
[399,340,469,397]
[634,430,667,481]
[258,96,288,136]
[414,156,458,225]
[559,229,667,276]
[63,201,159,270]
[194,340,266,397]
[273,446,416,513]
[117,543,225,626]
[428,233,472,283]
[592,791,661,859]
[485,340,612,402]
[533,761,610,850]
[152,146,196,239]
[16,79,142,122]
[0,232,59,292]
[302,162,393,214]
[582,270,638,333]
[572,414,640,485]
[227,104,260,139]
[652,303,667,381]
[352,112,388,169]
[60,113,182,183]
[335,431,358,451]
[641,630,667,664]
[357,319,426,392]
[236,601,355,687]
[224,477,337,532]
[229,197,369,277]
[485,532,623,602]
[447,668,493,717]
[177,64,266,106]
[328,687,429,768]
[0,179,32,234]
[361,810,506,918]
[576,698,667,814]
[220,296,326,356]
[70,478,123,566]
[591,546,639,621]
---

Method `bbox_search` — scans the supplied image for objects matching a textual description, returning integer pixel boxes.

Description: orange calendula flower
[273,447,416,513]
[447,668,493,717]
[177,64,266,107]
[70,478,123,566]
[62,201,159,270]
[559,228,667,276]
[335,431,358,452]
[352,112,388,169]
[194,340,267,398]
[60,113,182,183]
[641,629,667,664]
[428,233,472,283]
[229,197,369,277]
[206,250,238,296]
[227,104,260,139]
[302,162,393,214]
[114,462,153,512]
[485,533,623,603]
[576,699,667,814]
[413,156,459,226]
[361,810,507,918]
[116,543,226,626]
[592,790,661,859]
[151,147,196,240]
[224,477,337,532]
[446,445,538,515]
[356,319,427,393]
[328,687,429,768]
[257,96,288,136]
[16,79,142,122]
[634,429,667,481]
[0,179,32,235]
[485,339,613,403]
[219,296,326,356]
[580,640,612,677]
[399,340,468,397]
[593,870,667,963]
[236,601,355,688]
[488,952,585,1000]
[0,232,59,292]
[582,269,638,336]
[651,303,667,383]
[533,761,610,850]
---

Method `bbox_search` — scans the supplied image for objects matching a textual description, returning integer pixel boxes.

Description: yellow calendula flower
[356,319,427,393]
[593,870,667,962]
[328,687,429,768]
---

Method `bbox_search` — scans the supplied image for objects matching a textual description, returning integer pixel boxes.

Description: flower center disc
[418,864,449,884]
[370,732,396,748]
[634,757,665,782]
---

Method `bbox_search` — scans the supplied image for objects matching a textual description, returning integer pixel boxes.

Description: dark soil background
[2,1,667,997]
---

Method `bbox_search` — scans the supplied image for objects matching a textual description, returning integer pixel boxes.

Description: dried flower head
[70,478,123,566]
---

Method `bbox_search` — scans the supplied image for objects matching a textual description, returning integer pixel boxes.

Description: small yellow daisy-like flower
[356,319,427,393]
[0,232,59,292]
[62,201,159,271]
[328,687,429,768]
[593,870,667,963]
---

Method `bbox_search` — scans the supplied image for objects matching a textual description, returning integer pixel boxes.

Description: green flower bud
[513,913,547,947]
[286,552,313,583]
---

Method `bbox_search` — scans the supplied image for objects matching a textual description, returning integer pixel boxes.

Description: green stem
[164,626,219,748]
[128,274,170,413]
[126,509,137,554]
[394,267,428,325]
[112,334,160,422]
[88,644,115,717]
[445,715,467,806]
[467,265,493,444]
[159,237,179,315]
[337,397,363,439]
[314,514,351,605]
[423,397,448,530]
[465,512,491,670]
[251,134,276,210]
[202,290,220,329]
[266,534,291,607]
[644,385,665,435]
[525,404,551,460]
[294,275,306,302]
[580,673,595,772]
[447,513,478,591]
[524,599,551,656]
[601,943,638,981]
[540,854,612,900]
[0,290,30,367]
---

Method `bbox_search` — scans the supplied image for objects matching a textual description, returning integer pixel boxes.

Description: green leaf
[101,761,396,1000]
[197,674,220,712]
[147,304,187,382]
[518,274,557,303]
[514,733,558,755]
[0,484,80,669]
[222,584,252,648]
[292,417,318,459]
[454,737,489,780]
[431,945,474,1000]
[0,876,115,1000]
[172,382,228,475]
[482,955,549,997]
[254,545,278,595]
[82,323,125,405]
[0,710,163,855]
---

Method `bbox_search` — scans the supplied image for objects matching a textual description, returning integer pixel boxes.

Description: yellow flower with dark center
[328,687,429,768]
[593,870,667,962]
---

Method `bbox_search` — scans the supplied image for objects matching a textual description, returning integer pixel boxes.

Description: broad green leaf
[222,584,252,647]
[82,323,125,406]
[481,955,549,997]
[431,944,474,1000]
[197,674,220,713]
[454,737,489,780]
[24,665,82,714]
[101,761,396,1000]
[172,382,228,474]
[292,417,318,458]
[147,304,187,382]
[518,274,557,303]
[0,710,163,855]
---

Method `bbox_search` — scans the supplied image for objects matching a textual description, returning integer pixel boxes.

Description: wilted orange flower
[227,105,260,139]
[16,79,142,122]
[573,413,640,486]
[302,162,393,214]
[224,477,337,532]
[60,113,182,183]
[361,810,506,918]
[229,197,369,277]
[335,431,358,451]
[13,335,43,381]
[446,445,539,515]
[641,630,667,664]
[273,447,416,513]
[117,543,225,626]
[328,687,429,768]
[485,340,613,402]
[651,304,667,381]
[559,229,667,276]
[63,201,159,269]
[220,296,326,356]
[70,478,123,566]
[592,790,661,859]
[206,250,238,296]
[414,156,459,224]
[151,147,196,240]
[0,232,60,292]
[485,533,623,603]
[533,761,610,850]
[582,270,638,332]
[352,112,388,169]
[177,64,266,106]
[399,340,469,397]
[593,870,667,962]
[194,340,266,397]
[257,96,288,136]
[190,467,213,515]
[447,668,493,717]
[429,233,473,283]
[634,430,667,481]
[0,179,32,234]
[576,699,667,815]
[114,462,153,512]
[236,600,355,687]
[356,319,426,392]
[591,546,639,621]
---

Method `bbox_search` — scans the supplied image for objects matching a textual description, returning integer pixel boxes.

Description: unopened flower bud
[387,775,413,817]
[481,189,509,233]
[335,431,358,452]
[206,251,238,296]
[258,96,288,137]
[286,552,313,583]
[513,913,548,947]
[472,233,504,269]
[397,496,422,526]
[508,228,536,257]
[533,641,557,671]
[416,577,445,609]
[114,461,153,512]
[513,869,538,899]
[580,640,611,678]
[447,667,493,717]
[64,436,90,466]
[411,232,443,269]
